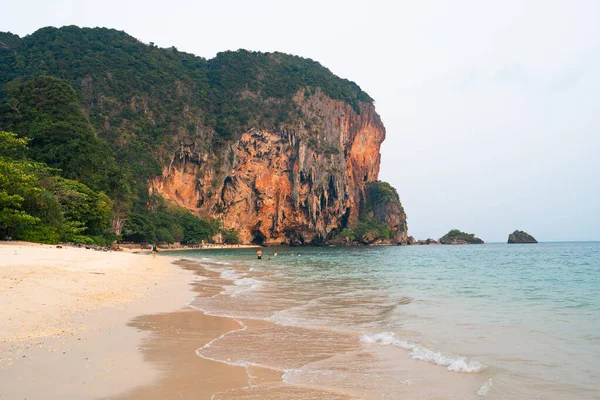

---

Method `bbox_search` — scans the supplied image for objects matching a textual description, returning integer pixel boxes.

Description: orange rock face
[150,91,398,245]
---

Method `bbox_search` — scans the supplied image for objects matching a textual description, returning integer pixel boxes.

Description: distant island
[405,230,483,245]
[508,230,537,244]
[439,229,484,245]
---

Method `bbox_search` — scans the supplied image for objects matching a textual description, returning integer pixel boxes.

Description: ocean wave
[361,332,484,373]
[219,269,242,281]
[224,277,263,297]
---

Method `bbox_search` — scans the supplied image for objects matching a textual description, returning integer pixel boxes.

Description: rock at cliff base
[508,230,538,244]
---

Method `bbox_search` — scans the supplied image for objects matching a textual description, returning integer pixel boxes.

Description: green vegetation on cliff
[0,26,379,245]
[1,76,120,191]
[0,130,227,245]
[365,181,403,213]
[439,229,484,244]
[337,182,404,243]
[0,130,112,243]
[0,26,371,145]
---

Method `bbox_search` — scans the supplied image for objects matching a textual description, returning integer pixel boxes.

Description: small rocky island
[508,230,538,244]
[439,229,484,245]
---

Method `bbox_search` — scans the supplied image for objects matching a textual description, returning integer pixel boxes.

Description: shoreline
[110,260,359,400]
[0,241,482,399]
[117,243,261,254]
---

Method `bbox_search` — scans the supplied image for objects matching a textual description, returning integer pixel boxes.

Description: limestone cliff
[150,90,405,245]
[0,26,408,245]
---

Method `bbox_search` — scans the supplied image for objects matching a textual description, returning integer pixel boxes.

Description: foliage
[179,212,220,244]
[0,26,372,157]
[439,229,484,244]
[444,229,476,239]
[0,26,370,244]
[0,130,114,243]
[1,76,120,192]
[121,198,230,245]
[122,213,157,243]
[0,131,41,235]
[365,181,402,212]
[206,49,372,138]
[220,228,239,244]
[350,181,403,241]
[354,215,392,240]
[156,227,175,244]
[17,225,61,244]
[336,228,356,241]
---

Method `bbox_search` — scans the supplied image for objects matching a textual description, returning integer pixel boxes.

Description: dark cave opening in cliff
[251,230,266,245]
[340,207,351,228]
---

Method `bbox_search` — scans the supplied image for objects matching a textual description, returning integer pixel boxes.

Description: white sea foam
[219,270,241,280]
[200,256,231,265]
[267,311,300,326]
[282,368,336,384]
[361,332,484,373]
[477,378,493,396]
[225,277,262,296]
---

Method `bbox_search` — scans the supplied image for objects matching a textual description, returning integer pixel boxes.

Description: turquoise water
[170,242,600,399]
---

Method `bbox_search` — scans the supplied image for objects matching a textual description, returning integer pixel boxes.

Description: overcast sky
[4,0,599,241]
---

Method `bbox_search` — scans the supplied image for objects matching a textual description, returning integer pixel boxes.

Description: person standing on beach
[151,243,158,258]
[257,249,262,260]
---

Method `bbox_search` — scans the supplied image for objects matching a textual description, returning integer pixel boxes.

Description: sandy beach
[0,241,234,399]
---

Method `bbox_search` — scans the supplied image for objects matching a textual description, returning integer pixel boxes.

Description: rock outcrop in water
[508,230,537,244]
[439,229,484,245]
[417,238,441,245]
[406,237,441,245]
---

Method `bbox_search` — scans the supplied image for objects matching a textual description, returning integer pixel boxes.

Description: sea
[166,242,600,399]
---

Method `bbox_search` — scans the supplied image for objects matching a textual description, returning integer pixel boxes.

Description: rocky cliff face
[150,90,405,245]
[508,230,537,244]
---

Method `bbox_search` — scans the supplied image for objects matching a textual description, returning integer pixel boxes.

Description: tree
[220,228,239,244]
[179,212,219,244]
[0,76,120,192]
[0,131,41,236]
[122,213,156,243]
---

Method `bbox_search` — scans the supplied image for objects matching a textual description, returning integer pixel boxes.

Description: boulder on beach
[508,230,538,244]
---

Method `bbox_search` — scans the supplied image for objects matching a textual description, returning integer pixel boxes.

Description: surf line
[185,298,285,390]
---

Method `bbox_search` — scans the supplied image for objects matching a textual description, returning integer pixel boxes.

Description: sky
[4,0,599,241]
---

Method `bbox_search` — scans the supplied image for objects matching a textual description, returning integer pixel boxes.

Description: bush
[70,235,95,245]
[156,227,175,244]
[17,225,60,244]
[221,228,239,244]
[337,228,355,240]
[354,216,392,240]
